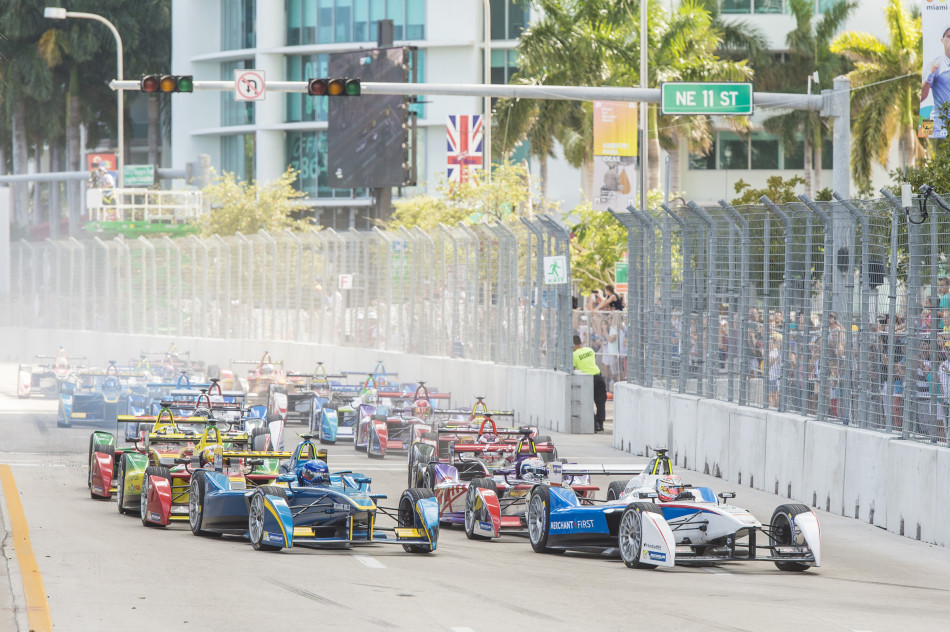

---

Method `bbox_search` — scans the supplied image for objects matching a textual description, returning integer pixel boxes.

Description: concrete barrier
[842,428,891,527]
[764,411,806,500]
[614,378,950,547]
[0,327,575,435]
[886,441,937,542]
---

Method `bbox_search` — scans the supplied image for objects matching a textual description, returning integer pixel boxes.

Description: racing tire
[398,488,438,554]
[249,486,288,551]
[526,486,562,554]
[619,502,661,569]
[140,465,171,528]
[422,463,440,491]
[86,434,95,489]
[464,478,498,541]
[250,427,269,452]
[58,402,70,428]
[189,470,216,537]
[116,454,130,515]
[606,480,629,502]
[89,443,115,499]
[534,436,557,463]
[770,503,813,572]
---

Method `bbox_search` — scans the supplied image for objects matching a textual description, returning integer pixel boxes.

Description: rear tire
[619,502,661,569]
[464,478,498,540]
[249,486,288,551]
[250,427,269,452]
[140,465,171,528]
[606,480,628,502]
[116,454,129,514]
[398,488,438,553]
[770,503,813,572]
[189,470,211,536]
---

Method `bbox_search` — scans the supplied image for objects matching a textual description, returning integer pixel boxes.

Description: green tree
[830,0,923,194]
[731,175,807,205]
[387,161,557,230]
[199,167,310,236]
[763,0,855,198]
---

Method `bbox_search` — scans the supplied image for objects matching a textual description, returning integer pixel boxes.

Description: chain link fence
[600,192,950,447]
[6,216,574,372]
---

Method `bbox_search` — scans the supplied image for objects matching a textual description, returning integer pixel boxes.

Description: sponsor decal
[333,503,348,511]
[643,542,661,550]
[171,506,188,514]
[478,521,493,532]
[148,512,161,523]
[266,532,284,544]
[648,551,667,562]
[551,519,596,531]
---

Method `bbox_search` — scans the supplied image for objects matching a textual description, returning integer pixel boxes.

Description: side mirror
[718,491,735,500]
[277,473,295,483]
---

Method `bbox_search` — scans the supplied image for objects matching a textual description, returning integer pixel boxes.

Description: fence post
[760,197,792,412]
[834,194,872,428]
[687,202,719,399]
[661,203,690,394]
[628,207,660,387]
[137,236,157,335]
[719,201,750,406]
[799,195,833,421]
[611,208,640,383]
[538,214,573,372]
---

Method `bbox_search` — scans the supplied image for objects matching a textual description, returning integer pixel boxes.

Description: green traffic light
[344,79,361,96]
[177,76,194,93]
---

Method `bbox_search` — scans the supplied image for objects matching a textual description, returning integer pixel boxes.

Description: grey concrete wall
[614,381,950,547]
[0,327,590,434]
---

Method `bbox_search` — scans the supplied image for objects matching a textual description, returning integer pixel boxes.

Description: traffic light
[307,77,360,96]
[140,74,194,93]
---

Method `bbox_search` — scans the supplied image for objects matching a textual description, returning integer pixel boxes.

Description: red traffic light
[141,75,160,93]
[308,78,328,96]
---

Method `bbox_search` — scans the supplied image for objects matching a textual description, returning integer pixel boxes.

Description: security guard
[573,335,606,432]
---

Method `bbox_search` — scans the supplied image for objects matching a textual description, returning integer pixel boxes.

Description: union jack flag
[447,114,483,183]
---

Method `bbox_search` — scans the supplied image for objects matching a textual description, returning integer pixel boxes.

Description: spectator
[573,334,607,432]
[597,284,623,311]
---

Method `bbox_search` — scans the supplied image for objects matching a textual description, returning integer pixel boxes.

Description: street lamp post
[44,7,125,187]
[482,0,491,185]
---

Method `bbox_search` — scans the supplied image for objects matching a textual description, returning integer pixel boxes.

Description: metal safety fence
[602,191,950,448]
[6,216,574,372]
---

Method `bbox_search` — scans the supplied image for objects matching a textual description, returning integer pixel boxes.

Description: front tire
[770,503,813,572]
[464,478,498,541]
[189,470,214,536]
[140,465,170,528]
[398,488,438,553]
[249,486,287,551]
[116,454,129,514]
[527,486,562,554]
[619,502,660,569]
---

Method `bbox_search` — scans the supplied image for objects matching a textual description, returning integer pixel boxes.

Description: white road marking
[451,628,476,632]
[352,554,385,569]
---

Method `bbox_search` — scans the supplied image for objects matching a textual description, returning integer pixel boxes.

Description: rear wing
[376,390,451,400]
[222,450,294,459]
[547,462,645,485]
[117,414,215,424]
[452,442,555,454]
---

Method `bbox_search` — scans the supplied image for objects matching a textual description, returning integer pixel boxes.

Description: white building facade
[169,0,896,224]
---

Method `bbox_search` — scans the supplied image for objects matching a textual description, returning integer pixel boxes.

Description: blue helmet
[298,459,329,486]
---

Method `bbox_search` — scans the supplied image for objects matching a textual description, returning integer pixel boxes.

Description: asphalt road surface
[2,364,949,632]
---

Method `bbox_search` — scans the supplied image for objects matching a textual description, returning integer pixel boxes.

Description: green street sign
[123,165,155,187]
[660,82,753,116]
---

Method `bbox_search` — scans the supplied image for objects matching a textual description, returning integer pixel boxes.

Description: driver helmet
[363,388,378,405]
[478,432,498,444]
[199,444,225,470]
[261,363,276,376]
[656,475,685,502]
[298,459,330,486]
[412,398,432,419]
[518,456,546,482]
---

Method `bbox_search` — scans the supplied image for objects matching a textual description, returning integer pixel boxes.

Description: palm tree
[763,0,855,197]
[830,0,923,193]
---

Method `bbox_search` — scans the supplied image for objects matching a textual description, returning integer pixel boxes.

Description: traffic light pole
[109,79,848,197]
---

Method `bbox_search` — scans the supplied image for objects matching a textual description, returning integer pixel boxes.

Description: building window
[754,0,783,14]
[491,49,518,84]
[721,0,752,14]
[750,132,780,169]
[491,0,530,40]
[222,0,255,50]
[784,136,805,170]
[289,0,424,45]
[719,132,748,170]
[221,61,255,126]
[689,141,717,170]
[221,133,255,181]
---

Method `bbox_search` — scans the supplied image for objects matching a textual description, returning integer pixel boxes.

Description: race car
[232,351,286,405]
[17,347,81,398]
[315,375,381,444]
[408,426,557,527]
[462,455,608,541]
[600,448,822,572]
[58,361,146,428]
[353,383,449,458]
[117,410,287,527]
[187,434,440,554]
